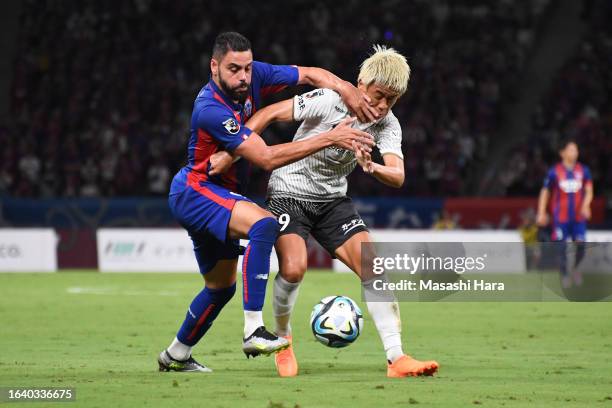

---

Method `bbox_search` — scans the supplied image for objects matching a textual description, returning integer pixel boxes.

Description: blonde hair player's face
[357,81,400,118]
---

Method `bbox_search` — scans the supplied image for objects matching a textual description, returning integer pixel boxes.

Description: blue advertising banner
[0,197,445,229]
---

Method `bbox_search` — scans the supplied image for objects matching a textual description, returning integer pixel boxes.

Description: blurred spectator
[518,208,541,270]
[432,210,458,230]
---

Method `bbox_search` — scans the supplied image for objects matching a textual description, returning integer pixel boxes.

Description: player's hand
[208,150,234,176]
[353,141,374,174]
[327,117,374,151]
[581,206,591,221]
[536,212,548,227]
[339,81,379,123]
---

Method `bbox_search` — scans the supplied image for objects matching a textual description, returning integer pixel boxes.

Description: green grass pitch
[1,271,611,407]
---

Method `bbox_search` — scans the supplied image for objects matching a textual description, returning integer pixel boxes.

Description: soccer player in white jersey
[211,46,439,378]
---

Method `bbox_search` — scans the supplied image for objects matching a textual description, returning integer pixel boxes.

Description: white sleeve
[377,115,404,160]
[293,88,339,122]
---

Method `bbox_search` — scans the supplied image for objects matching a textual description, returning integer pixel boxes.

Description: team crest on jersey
[244,98,252,117]
[222,118,240,134]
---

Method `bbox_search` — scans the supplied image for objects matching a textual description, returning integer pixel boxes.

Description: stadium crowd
[494,0,612,197]
[3,0,551,198]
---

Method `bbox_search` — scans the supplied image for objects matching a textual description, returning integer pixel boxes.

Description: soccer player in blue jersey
[157,32,375,372]
[537,139,594,288]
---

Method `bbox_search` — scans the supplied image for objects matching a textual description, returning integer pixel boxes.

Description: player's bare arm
[245,98,294,134]
[233,117,373,172]
[209,100,373,175]
[581,181,593,220]
[297,66,378,123]
[355,146,404,188]
[209,99,294,175]
[536,187,550,226]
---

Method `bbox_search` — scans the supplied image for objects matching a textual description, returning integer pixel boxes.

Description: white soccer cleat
[242,326,291,358]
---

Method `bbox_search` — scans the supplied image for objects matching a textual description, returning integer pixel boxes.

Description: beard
[219,73,250,104]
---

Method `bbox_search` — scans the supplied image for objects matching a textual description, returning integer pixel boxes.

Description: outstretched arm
[208,99,295,175]
[246,99,294,134]
[235,118,372,172]
[297,66,378,123]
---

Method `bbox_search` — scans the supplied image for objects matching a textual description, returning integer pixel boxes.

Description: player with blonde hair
[211,45,439,378]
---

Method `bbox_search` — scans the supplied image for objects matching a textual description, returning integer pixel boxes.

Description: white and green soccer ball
[310,295,364,348]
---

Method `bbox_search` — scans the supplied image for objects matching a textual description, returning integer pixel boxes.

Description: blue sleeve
[196,106,253,152]
[583,166,592,182]
[253,61,299,92]
[543,168,556,189]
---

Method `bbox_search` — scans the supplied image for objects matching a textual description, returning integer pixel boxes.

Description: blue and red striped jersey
[174,61,298,195]
[543,162,592,223]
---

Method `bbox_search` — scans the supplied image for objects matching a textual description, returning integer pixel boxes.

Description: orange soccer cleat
[387,355,439,378]
[274,336,298,377]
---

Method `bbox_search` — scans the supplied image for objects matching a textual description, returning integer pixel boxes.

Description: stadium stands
[494,0,612,197]
[2,0,557,199]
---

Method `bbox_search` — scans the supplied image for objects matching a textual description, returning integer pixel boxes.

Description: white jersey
[267,88,403,201]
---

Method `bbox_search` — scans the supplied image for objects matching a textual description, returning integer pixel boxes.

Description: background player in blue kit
[157,32,375,372]
[537,139,594,288]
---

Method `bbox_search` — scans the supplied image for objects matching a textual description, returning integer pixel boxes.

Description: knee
[281,261,306,283]
[248,216,280,243]
[205,282,236,304]
[224,282,237,298]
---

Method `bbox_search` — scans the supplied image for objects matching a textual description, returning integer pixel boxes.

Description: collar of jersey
[208,80,244,112]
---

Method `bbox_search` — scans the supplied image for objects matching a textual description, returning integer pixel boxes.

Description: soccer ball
[310,295,364,348]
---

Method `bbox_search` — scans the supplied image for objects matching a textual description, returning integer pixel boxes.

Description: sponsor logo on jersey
[328,146,349,154]
[297,95,305,111]
[223,118,240,134]
[341,218,366,235]
[559,179,583,193]
[254,274,269,280]
[334,105,348,114]
[305,89,325,99]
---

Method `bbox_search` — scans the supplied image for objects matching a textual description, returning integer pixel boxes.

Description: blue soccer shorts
[551,221,587,242]
[169,175,252,274]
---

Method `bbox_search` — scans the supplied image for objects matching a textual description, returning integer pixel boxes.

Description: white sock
[273,274,301,336]
[167,337,191,361]
[244,310,264,338]
[366,300,404,363]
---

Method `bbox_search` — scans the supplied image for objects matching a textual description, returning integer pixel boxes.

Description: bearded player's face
[212,50,253,104]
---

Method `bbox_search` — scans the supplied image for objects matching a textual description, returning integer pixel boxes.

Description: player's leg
[552,223,572,288]
[273,234,308,336]
[313,197,438,377]
[267,197,314,377]
[272,233,308,377]
[333,232,439,377]
[159,233,239,373]
[571,221,587,285]
[159,183,247,371]
[226,200,290,356]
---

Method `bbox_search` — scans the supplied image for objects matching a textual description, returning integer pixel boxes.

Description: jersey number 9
[278,213,291,232]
